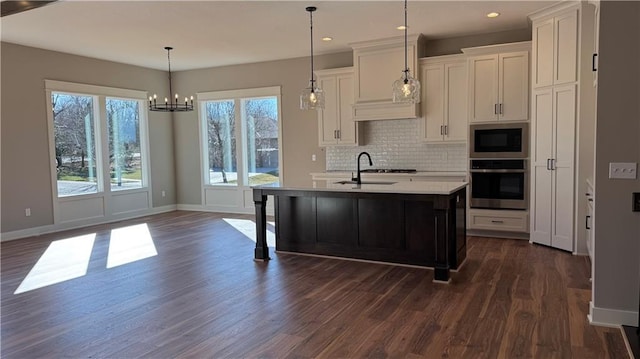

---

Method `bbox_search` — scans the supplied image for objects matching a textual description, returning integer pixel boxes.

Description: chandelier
[392,0,421,104]
[300,6,325,110]
[149,46,194,112]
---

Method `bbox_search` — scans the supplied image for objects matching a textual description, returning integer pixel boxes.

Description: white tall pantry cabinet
[529,3,596,252]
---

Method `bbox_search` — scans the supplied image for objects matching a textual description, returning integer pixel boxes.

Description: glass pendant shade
[300,82,325,110]
[392,71,421,104]
[300,6,324,110]
[392,0,421,104]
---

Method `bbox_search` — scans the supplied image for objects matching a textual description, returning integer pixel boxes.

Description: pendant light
[392,0,421,104]
[300,6,325,110]
[148,46,194,112]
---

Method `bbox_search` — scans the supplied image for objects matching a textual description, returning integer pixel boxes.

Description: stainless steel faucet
[353,151,373,185]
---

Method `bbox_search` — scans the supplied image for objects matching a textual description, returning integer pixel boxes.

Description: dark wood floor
[1,211,629,358]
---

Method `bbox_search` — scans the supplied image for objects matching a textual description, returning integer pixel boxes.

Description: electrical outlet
[633,193,640,212]
[161,190,166,197]
[311,154,316,162]
[25,208,31,217]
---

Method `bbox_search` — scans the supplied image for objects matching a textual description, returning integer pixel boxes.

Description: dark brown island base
[253,181,468,283]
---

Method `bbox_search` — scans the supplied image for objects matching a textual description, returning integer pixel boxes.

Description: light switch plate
[608,162,637,179]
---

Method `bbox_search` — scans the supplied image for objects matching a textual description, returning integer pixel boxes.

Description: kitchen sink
[334,180,397,185]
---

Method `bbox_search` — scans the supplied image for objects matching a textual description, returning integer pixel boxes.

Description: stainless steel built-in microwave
[470,123,529,159]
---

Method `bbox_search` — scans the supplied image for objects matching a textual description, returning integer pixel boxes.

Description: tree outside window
[52,93,98,196]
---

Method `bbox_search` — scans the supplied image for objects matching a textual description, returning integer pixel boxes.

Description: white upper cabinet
[316,67,361,146]
[463,42,530,124]
[532,8,579,88]
[350,35,424,121]
[420,55,468,143]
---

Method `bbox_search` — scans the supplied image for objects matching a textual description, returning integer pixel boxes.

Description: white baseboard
[177,204,274,216]
[0,205,177,242]
[589,301,638,327]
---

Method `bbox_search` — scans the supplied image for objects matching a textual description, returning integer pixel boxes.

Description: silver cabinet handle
[547,159,551,170]
[491,220,504,224]
[444,125,448,135]
[500,103,503,115]
[337,130,340,139]
[551,159,556,170]
[586,215,591,230]
[440,125,443,135]
[494,104,498,115]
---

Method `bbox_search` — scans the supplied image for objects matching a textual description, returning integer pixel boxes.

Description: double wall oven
[469,123,529,210]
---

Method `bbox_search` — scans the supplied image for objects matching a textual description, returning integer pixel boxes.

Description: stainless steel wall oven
[470,159,528,210]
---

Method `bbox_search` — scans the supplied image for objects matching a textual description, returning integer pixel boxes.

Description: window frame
[198,86,283,190]
[45,80,151,204]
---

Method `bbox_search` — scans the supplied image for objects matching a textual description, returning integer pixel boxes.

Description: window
[106,98,142,191]
[46,81,149,198]
[201,87,281,188]
[52,93,99,196]
[205,100,238,186]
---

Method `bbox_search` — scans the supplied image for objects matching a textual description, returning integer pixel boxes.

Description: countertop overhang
[254,181,468,195]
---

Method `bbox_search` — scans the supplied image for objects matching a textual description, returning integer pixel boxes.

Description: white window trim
[45,80,152,224]
[197,86,283,213]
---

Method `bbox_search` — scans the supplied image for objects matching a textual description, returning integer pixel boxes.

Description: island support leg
[433,210,450,283]
[253,190,270,261]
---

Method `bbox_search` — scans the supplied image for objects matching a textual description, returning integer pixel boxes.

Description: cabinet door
[550,85,576,251]
[317,76,338,146]
[554,9,578,85]
[336,74,358,145]
[468,55,498,123]
[532,18,554,88]
[530,88,554,246]
[355,45,414,103]
[499,51,529,122]
[422,64,445,142]
[444,62,468,142]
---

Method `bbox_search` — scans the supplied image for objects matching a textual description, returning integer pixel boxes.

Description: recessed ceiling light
[397,25,408,30]
[487,12,500,18]
[322,37,333,41]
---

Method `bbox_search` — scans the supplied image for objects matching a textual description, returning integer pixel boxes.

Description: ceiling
[1,0,555,72]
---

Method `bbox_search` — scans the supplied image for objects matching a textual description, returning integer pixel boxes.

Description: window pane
[52,93,98,197]
[243,97,279,186]
[107,98,143,191]
[206,100,237,186]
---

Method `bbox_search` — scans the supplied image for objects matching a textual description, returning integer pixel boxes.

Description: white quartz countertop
[311,171,467,178]
[255,181,468,195]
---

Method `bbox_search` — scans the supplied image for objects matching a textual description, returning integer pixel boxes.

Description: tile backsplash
[326,119,467,171]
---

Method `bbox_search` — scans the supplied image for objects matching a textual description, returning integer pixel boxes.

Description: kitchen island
[253,181,467,282]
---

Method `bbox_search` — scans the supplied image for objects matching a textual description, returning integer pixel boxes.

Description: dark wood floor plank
[0,211,629,358]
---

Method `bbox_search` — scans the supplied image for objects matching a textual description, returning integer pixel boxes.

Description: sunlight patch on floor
[222,218,276,247]
[14,233,96,294]
[106,223,157,268]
